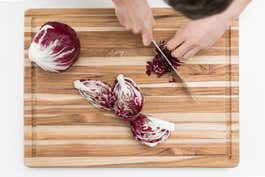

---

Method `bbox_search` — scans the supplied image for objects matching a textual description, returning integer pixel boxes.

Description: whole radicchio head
[28,22,80,72]
[112,74,144,121]
[130,114,175,147]
[74,79,115,110]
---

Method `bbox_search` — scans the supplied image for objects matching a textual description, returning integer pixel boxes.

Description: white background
[0,0,264,176]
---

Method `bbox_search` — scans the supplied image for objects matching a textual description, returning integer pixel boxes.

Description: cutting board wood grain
[24,8,239,167]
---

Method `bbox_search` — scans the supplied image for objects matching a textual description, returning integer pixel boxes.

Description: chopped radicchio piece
[29,22,80,72]
[112,74,144,121]
[146,41,182,79]
[130,114,175,147]
[74,79,115,110]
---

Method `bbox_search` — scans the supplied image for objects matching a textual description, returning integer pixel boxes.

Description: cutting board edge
[24,155,239,168]
[24,8,239,168]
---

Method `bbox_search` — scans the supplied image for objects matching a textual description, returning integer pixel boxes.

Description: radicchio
[29,22,80,72]
[130,114,175,147]
[74,75,175,147]
[146,41,182,79]
[112,74,143,121]
[74,79,115,110]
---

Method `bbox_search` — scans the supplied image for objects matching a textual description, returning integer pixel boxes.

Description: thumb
[142,30,153,46]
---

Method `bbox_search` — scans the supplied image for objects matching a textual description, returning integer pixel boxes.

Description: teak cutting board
[24,8,239,167]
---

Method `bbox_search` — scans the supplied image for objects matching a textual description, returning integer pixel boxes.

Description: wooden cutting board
[24,8,239,167]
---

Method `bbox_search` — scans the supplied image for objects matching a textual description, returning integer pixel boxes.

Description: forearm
[219,0,252,22]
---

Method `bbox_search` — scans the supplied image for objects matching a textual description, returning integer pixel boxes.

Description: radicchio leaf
[74,79,115,110]
[130,114,175,147]
[146,41,182,80]
[112,74,144,121]
[29,22,80,72]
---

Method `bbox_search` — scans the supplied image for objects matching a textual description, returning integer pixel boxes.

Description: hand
[167,14,231,60]
[113,0,155,46]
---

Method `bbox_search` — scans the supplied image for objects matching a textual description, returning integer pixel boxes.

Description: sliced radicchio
[112,74,143,121]
[146,41,182,79]
[28,22,80,72]
[130,114,175,147]
[74,79,115,110]
[74,75,174,147]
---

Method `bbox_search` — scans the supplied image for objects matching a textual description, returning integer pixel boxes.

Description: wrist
[214,11,235,28]
[216,0,246,24]
[220,9,238,22]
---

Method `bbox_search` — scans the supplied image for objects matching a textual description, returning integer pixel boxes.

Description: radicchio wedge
[74,79,115,110]
[29,22,80,72]
[74,75,175,147]
[130,114,175,147]
[112,74,144,121]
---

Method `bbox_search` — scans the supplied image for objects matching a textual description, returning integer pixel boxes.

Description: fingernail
[166,43,172,50]
[171,52,176,58]
[143,38,149,46]
[179,58,185,62]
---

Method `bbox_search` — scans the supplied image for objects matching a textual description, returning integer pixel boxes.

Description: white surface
[0,0,264,176]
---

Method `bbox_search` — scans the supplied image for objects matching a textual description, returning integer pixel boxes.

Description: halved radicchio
[146,41,182,79]
[112,74,144,121]
[130,114,175,147]
[74,79,115,110]
[74,75,175,147]
[28,22,80,72]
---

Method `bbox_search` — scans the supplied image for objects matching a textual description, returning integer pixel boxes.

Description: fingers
[117,14,154,46]
[167,32,185,51]
[171,41,195,60]
[122,18,153,46]
[183,48,201,60]
[132,25,141,34]
[137,17,154,46]
[142,29,153,46]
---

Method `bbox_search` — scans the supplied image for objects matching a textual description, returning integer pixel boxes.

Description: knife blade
[151,40,193,99]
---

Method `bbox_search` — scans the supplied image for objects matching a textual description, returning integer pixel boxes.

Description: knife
[151,40,193,99]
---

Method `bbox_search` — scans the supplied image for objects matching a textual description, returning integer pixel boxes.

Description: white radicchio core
[130,114,175,147]
[74,79,115,110]
[28,22,80,72]
[112,74,144,121]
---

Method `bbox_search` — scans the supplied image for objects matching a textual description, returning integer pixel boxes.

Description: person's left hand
[167,14,231,60]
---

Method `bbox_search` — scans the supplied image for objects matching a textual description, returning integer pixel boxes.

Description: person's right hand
[112,0,155,46]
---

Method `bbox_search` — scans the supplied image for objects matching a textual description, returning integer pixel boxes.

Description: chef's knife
[151,40,193,99]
